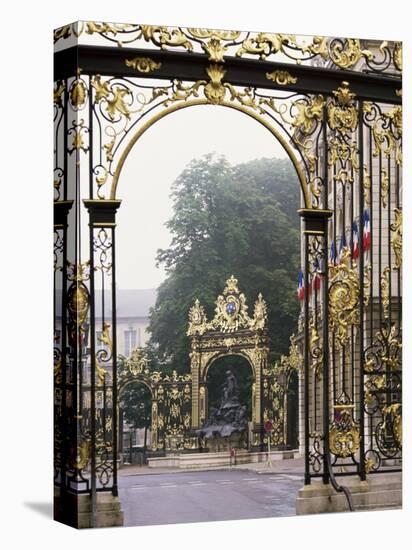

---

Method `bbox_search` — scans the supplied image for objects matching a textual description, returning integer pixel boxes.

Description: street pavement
[118,466,303,527]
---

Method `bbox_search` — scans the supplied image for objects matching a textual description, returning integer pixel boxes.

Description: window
[124,329,137,357]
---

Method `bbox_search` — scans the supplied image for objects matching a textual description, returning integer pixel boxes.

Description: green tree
[148,154,300,374]
[120,383,152,453]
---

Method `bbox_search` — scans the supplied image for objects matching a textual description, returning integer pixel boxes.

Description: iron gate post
[299,208,332,485]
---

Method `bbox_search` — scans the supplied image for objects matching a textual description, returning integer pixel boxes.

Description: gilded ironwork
[329,39,373,69]
[381,266,391,319]
[328,81,358,135]
[328,247,360,348]
[329,393,360,458]
[391,208,402,269]
[309,317,322,380]
[125,57,162,73]
[266,70,297,85]
[55,22,402,76]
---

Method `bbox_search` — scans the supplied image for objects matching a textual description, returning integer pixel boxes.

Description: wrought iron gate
[54,22,402,526]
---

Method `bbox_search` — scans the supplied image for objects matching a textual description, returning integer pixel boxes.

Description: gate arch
[53,24,402,525]
[110,99,310,207]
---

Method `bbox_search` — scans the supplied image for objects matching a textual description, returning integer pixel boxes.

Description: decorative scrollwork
[266,70,297,86]
[54,22,402,76]
[279,334,303,373]
[125,57,162,73]
[188,275,267,335]
[328,247,360,348]
[328,81,358,135]
[381,266,391,319]
[329,392,360,458]
[309,317,323,380]
[391,208,402,270]
[329,38,373,69]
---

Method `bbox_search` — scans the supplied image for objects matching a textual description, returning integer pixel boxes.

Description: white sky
[116,105,289,289]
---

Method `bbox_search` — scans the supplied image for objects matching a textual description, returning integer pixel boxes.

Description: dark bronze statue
[197,370,248,440]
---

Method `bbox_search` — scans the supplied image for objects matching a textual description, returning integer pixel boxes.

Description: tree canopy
[148,154,301,373]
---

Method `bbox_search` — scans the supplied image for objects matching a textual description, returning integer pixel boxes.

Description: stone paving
[118,466,304,527]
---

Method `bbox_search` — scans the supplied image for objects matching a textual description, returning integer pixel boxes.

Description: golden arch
[202,350,256,381]
[110,98,311,208]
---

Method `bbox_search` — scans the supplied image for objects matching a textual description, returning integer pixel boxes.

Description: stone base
[54,488,124,529]
[296,472,402,515]
[148,449,298,469]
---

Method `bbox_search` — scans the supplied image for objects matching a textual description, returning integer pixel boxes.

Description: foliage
[120,382,152,449]
[148,154,300,374]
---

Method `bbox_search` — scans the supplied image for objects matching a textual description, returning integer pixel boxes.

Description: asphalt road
[118,469,303,527]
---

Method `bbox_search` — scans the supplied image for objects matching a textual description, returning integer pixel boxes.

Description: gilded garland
[54,22,402,75]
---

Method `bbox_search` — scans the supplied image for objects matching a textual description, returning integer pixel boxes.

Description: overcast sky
[116,105,290,289]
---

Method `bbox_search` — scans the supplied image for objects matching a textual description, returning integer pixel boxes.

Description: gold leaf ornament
[69,78,87,108]
[330,38,373,69]
[328,81,358,135]
[266,70,297,86]
[125,57,162,73]
[292,95,325,134]
[204,64,227,104]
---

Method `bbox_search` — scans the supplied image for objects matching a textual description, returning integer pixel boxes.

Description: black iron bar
[111,226,119,497]
[358,101,366,481]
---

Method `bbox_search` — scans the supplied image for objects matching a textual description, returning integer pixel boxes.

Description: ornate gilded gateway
[54,21,402,526]
[187,276,296,449]
[118,349,193,452]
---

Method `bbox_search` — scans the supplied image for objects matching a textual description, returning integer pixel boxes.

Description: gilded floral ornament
[329,394,360,458]
[141,25,193,52]
[266,70,297,86]
[250,293,268,331]
[390,208,402,270]
[126,347,150,376]
[328,247,360,348]
[188,275,268,335]
[53,82,65,107]
[187,28,241,62]
[86,21,134,36]
[125,57,162,73]
[204,64,227,104]
[72,440,91,470]
[187,299,208,336]
[380,168,389,208]
[329,38,373,69]
[282,335,302,372]
[292,95,325,134]
[69,77,87,108]
[69,119,89,153]
[165,66,263,113]
[381,266,391,319]
[328,81,358,135]
[393,42,402,71]
[309,317,323,380]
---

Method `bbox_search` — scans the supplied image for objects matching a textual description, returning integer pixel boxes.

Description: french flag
[330,240,337,265]
[338,234,347,262]
[363,210,371,251]
[352,221,359,259]
[297,271,304,301]
[312,259,322,291]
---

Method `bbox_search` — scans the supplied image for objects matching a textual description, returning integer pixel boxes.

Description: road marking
[159,484,177,488]
[243,478,259,481]
[219,481,235,485]
[188,481,207,486]
[279,474,302,481]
